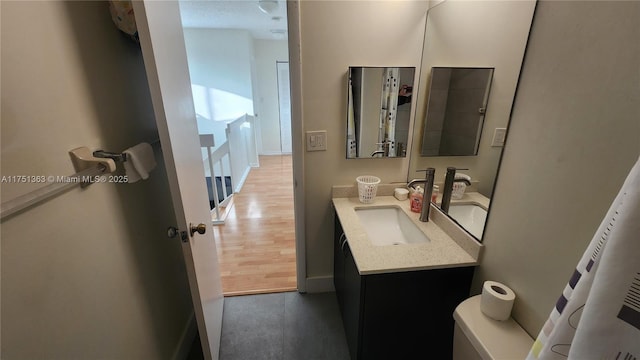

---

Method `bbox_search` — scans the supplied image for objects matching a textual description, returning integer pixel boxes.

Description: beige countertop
[332,194,483,275]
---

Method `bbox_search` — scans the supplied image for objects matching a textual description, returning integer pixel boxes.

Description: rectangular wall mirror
[347,67,415,159]
[421,67,494,156]
[408,0,536,241]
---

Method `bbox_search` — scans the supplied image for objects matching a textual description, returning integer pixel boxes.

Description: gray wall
[471,0,640,336]
[1,2,193,358]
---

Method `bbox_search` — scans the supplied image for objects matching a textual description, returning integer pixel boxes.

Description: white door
[277,61,292,153]
[132,2,223,359]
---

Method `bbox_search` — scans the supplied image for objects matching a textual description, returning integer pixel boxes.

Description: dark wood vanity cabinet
[334,216,474,360]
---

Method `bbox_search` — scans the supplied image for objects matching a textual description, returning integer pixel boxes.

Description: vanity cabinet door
[360,267,474,359]
[342,243,363,360]
[334,216,363,360]
[334,217,346,310]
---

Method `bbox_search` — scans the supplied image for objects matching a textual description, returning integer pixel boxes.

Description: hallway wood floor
[213,155,296,296]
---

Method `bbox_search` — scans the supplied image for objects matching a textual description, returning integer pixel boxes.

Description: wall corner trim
[172,312,198,360]
[305,276,335,293]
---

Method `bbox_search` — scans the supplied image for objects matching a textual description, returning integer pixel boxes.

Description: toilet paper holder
[93,150,127,162]
[92,139,160,163]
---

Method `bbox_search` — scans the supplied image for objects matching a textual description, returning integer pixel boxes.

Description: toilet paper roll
[480,281,516,321]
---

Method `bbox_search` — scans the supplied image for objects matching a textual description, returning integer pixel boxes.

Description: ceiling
[179,0,288,40]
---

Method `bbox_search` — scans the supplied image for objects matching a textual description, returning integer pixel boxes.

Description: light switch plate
[306,130,327,151]
[491,128,507,147]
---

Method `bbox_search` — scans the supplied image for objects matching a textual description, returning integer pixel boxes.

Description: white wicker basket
[356,176,381,203]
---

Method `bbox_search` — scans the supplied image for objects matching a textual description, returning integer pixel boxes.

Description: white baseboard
[172,312,197,360]
[218,194,233,208]
[233,166,251,193]
[259,151,284,156]
[304,276,335,293]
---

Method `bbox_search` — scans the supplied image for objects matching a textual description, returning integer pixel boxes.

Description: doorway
[211,154,296,296]
[179,1,298,296]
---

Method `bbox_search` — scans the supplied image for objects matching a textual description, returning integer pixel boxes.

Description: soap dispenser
[410,186,424,213]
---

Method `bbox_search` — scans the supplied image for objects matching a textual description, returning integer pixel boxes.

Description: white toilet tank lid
[454,295,533,360]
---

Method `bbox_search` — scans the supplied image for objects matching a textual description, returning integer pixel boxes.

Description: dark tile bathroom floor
[187,291,351,360]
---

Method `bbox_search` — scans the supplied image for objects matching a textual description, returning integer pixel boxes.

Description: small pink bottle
[410,186,423,213]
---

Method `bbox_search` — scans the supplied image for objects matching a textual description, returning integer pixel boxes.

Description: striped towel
[527,155,640,360]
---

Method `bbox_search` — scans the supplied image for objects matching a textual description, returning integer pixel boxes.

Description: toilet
[453,295,534,360]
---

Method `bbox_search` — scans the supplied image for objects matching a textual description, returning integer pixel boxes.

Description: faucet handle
[416,167,436,175]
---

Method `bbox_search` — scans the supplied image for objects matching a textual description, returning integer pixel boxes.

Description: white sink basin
[448,203,487,239]
[355,206,430,246]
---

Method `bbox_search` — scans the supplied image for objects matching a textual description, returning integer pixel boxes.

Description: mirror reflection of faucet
[441,167,472,213]
[370,141,394,157]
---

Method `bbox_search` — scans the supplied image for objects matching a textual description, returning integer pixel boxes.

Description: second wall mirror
[408,0,537,241]
[421,67,494,157]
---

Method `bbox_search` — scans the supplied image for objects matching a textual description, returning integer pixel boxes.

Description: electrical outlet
[306,130,327,151]
[491,128,507,147]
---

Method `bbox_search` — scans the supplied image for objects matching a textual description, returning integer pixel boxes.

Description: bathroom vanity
[332,193,483,359]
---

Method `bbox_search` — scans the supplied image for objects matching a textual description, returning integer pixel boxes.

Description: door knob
[190,223,207,236]
[167,226,188,242]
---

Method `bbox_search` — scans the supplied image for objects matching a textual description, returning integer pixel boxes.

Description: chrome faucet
[371,141,390,157]
[440,167,471,213]
[407,168,435,222]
